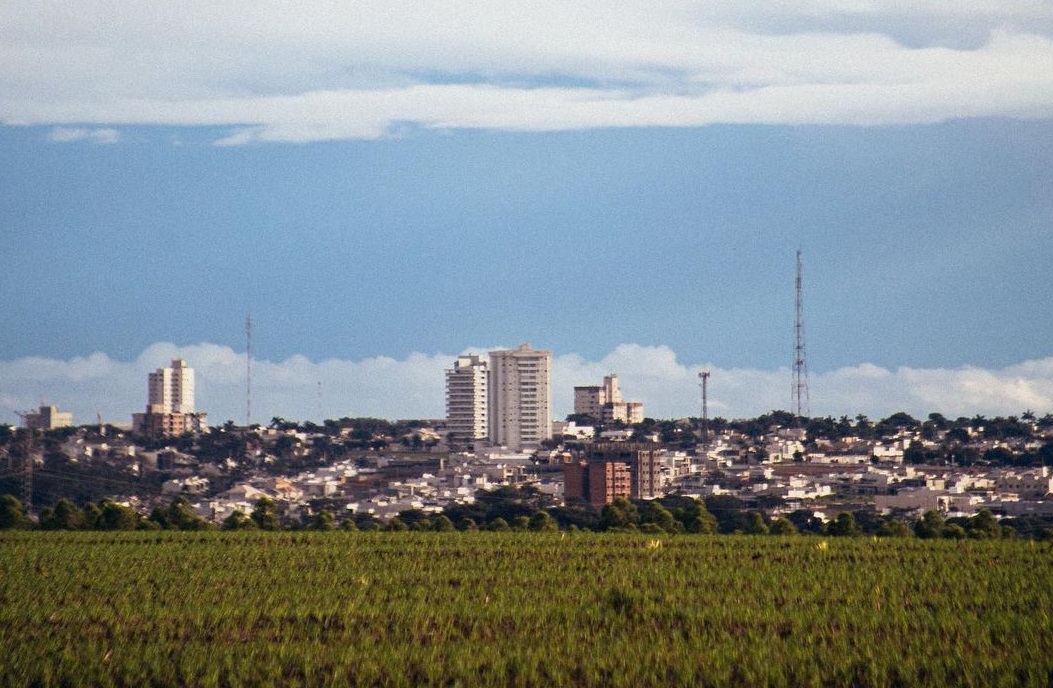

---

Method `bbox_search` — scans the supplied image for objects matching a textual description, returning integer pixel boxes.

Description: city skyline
[2,3,1052,424]
[2,339,1051,429]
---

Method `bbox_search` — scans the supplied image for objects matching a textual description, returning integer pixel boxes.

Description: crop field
[1,532,1051,688]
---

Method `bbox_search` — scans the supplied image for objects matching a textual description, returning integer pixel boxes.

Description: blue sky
[2,2,1052,424]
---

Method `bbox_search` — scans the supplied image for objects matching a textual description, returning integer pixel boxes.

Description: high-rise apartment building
[445,354,489,446]
[488,343,552,451]
[573,373,643,424]
[148,359,195,414]
[134,358,206,438]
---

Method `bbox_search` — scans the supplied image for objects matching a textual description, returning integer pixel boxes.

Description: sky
[2,1,1052,425]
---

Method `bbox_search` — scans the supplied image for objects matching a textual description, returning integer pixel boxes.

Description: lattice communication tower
[792,250,810,420]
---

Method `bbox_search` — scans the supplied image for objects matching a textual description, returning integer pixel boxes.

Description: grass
[1,531,1051,687]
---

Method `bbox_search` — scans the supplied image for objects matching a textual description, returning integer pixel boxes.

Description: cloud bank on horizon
[3,1,1052,142]
[2,342,1051,427]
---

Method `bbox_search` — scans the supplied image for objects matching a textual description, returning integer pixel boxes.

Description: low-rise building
[22,405,73,430]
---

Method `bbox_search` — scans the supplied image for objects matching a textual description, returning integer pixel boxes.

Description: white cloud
[1,342,1051,427]
[3,2,1052,141]
[46,126,120,144]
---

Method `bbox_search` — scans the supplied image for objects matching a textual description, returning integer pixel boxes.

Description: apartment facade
[445,354,489,445]
[148,358,195,414]
[488,343,552,451]
[563,458,632,509]
[22,405,73,430]
[134,358,206,439]
[573,373,644,425]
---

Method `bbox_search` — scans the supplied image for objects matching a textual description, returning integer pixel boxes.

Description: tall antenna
[792,250,810,420]
[246,314,253,427]
[698,371,711,446]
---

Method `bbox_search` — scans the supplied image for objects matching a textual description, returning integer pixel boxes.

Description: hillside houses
[4,411,1053,530]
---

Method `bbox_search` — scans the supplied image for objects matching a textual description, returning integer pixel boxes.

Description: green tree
[641,501,678,533]
[82,502,102,530]
[914,510,945,539]
[966,509,1002,539]
[488,517,510,532]
[40,498,85,530]
[159,495,212,531]
[0,494,31,530]
[600,498,639,531]
[510,515,531,531]
[876,519,913,537]
[903,441,927,465]
[221,510,257,530]
[826,512,862,537]
[411,517,434,532]
[312,510,336,531]
[744,511,769,535]
[528,510,557,532]
[769,517,798,535]
[681,499,717,534]
[432,515,456,532]
[386,516,409,532]
[96,499,140,531]
[250,497,282,531]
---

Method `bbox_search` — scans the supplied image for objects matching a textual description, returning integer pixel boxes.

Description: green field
[2,532,1051,687]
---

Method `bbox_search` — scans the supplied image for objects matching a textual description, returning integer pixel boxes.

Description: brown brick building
[563,443,663,508]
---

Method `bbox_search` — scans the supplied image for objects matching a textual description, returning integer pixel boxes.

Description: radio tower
[246,314,253,427]
[792,250,810,420]
[698,371,711,446]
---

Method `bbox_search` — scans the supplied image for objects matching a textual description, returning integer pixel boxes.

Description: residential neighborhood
[4,403,1053,536]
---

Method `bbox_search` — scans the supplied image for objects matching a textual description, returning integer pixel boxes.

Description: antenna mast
[246,314,253,427]
[792,250,810,420]
[698,371,711,447]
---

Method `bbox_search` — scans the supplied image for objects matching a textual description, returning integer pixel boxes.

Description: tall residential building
[445,354,489,445]
[134,359,206,439]
[148,359,195,414]
[573,373,644,424]
[488,343,552,451]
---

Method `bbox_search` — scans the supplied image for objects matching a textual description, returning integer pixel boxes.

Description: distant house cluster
[7,343,1052,535]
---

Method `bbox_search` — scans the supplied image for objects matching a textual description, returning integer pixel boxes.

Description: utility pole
[13,411,35,515]
[698,371,711,447]
[246,314,253,428]
[792,249,810,422]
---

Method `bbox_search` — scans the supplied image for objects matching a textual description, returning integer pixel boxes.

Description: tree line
[5,490,1052,540]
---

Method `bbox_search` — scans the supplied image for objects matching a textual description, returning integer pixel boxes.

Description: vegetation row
[3,490,1050,541]
[2,531,1051,687]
